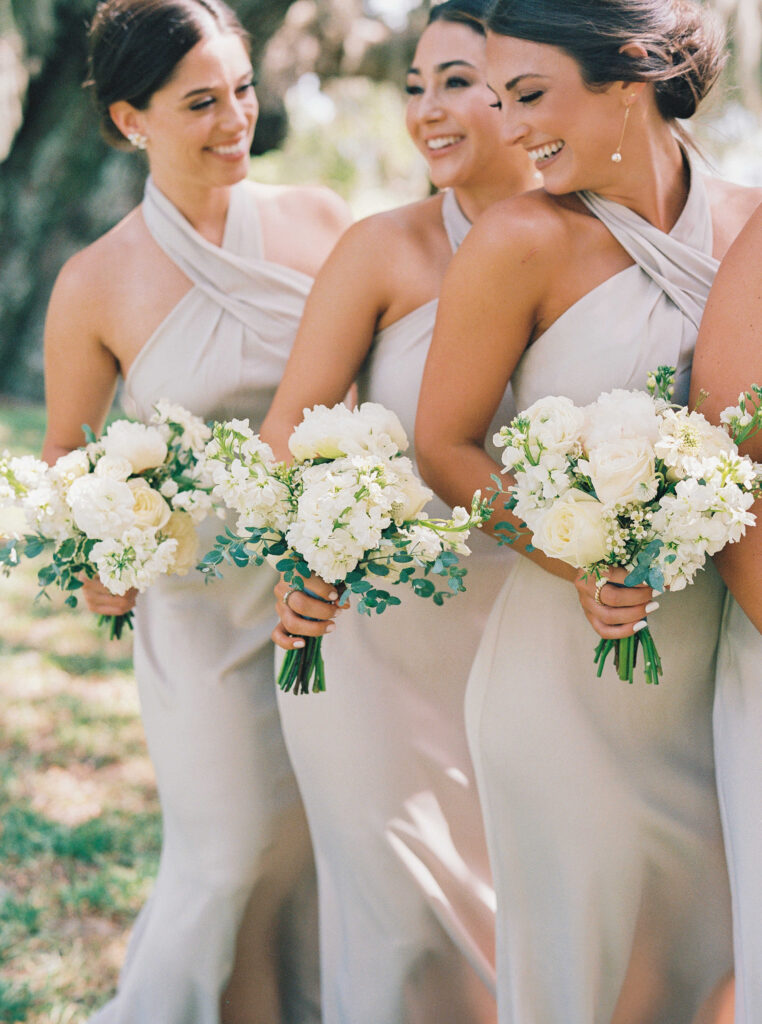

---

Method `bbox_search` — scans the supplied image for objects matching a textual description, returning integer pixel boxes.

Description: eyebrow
[181,71,254,100]
[503,72,547,90]
[406,59,478,76]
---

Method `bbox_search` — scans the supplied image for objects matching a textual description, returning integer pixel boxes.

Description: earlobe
[108,99,146,146]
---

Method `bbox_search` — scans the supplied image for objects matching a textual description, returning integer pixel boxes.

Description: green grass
[0,400,160,1023]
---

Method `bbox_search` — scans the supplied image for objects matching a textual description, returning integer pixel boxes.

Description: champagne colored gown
[465,159,734,1024]
[276,190,516,1024]
[714,596,762,1024]
[90,177,320,1024]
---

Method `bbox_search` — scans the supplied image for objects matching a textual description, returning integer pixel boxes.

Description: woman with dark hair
[261,2,535,1021]
[689,206,762,1024]
[42,1,350,1021]
[415,0,762,1020]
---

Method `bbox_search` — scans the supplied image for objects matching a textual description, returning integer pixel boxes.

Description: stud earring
[127,131,148,150]
[611,105,631,163]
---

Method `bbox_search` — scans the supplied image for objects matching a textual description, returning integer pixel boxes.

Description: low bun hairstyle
[485,0,726,121]
[86,0,250,149]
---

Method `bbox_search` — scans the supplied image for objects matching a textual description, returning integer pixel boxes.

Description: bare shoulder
[244,179,351,234]
[702,175,762,258]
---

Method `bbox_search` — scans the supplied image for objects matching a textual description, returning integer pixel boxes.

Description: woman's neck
[149,168,235,245]
[453,167,539,224]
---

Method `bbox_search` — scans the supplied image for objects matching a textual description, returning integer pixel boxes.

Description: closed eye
[518,90,544,104]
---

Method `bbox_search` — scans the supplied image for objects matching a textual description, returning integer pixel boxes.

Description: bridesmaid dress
[90,177,320,1024]
[466,158,734,1024]
[714,596,762,1024]
[276,189,516,1024]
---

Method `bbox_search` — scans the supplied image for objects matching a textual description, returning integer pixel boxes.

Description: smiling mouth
[527,140,564,163]
[209,142,248,156]
[426,135,464,152]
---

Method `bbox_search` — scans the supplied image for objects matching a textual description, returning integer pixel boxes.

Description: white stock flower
[67,475,136,539]
[532,490,609,568]
[151,400,211,450]
[582,389,660,449]
[102,420,168,474]
[128,478,171,529]
[401,524,443,563]
[580,438,658,506]
[655,409,734,477]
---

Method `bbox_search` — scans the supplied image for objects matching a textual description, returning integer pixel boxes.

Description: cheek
[404,103,419,142]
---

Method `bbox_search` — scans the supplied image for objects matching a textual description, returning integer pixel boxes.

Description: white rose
[94,455,133,481]
[581,438,658,506]
[532,490,609,567]
[521,396,585,456]
[128,478,171,529]
[102,420,168,473]
[162,510,199,575]
[67,475,136,539]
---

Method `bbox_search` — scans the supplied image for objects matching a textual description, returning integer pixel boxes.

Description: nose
[499,108,529,147]
[221,92,253,133]
[417,86,445,122]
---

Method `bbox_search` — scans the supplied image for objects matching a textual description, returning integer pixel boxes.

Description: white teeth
[211,143,246,155]
[427,135,462,151]
[528,140,564,162]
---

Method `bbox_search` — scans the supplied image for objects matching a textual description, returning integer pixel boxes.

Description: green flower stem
[97,611,134,641]
[277,636,326,695]
[593,626,662,685]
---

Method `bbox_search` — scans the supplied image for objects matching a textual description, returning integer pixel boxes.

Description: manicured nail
[325,622,336,633]
[651,589,663,597]
[292,638,305,648]
[328,591,339,601]
[645,601,660,614]
[632,619,648,633]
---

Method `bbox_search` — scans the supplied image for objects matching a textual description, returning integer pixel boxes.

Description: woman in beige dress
[415,0,762,1021]
[41,1,349,1021]
[262,3,536,1021]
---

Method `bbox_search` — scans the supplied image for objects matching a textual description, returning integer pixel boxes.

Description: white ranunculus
[163,510,199,575]
[128,478,171,529]
[389,459,432,521]
[581,438,658,506]
[581,389,660,450]
[532,490,609,567]
[101,420,168,474]
[67,475,136,539]
[94,455,133,481]
[523,396,586,455]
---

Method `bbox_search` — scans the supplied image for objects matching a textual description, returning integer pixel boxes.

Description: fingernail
[325,622,336,633]
[632,619,648,633]
[651,589,663,597]
[328,591,339,601]
[292,638,305,649]
[645,601,660,614]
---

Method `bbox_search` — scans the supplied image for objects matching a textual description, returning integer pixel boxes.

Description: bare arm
[415,201,576,583]
[42,250,134,617]
[690,204,762,632]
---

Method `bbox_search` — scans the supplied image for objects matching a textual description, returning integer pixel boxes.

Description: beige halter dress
[90,177,319,1024]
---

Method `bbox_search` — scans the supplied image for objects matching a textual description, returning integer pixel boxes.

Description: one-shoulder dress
[90,177,320,1024]
[465,162,733,1023]
[714,596,762,1023]
[276,189,517,1024]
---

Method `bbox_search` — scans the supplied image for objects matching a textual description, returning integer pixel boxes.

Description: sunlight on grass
[0,401,159,1023]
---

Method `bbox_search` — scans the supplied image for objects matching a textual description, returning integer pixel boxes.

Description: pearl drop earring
[611,105,631,164]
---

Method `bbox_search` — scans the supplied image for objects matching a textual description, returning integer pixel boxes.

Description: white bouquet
[0,401,214,639]
[199,402,489,694]
[491,368,762,685]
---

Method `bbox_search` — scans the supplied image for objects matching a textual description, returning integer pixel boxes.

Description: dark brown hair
[485,0,726,120]
[86,0,250,148]
[428,0,489,36]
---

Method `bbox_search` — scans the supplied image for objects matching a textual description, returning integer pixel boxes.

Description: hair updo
[86,0,250,148]
[485,0,726,120]
[428,0,489,36]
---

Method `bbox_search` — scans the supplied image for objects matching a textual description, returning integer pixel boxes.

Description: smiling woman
[414,0,762,1022]
[40,2,351,1023]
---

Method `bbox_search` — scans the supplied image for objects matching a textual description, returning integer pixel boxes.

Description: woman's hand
[575,567,659,639]
[272,575,346,651]
[80,575,137,617]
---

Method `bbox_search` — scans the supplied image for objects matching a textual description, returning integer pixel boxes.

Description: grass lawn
[0,402,160,1023]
